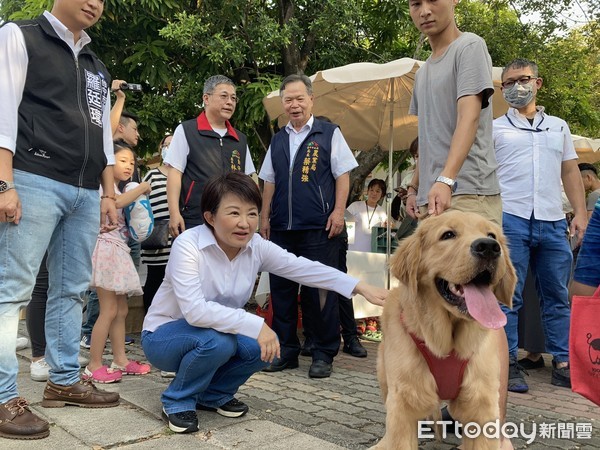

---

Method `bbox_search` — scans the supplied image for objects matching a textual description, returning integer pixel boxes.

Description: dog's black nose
[471,238,501,260]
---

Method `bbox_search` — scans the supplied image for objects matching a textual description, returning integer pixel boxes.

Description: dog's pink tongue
[463,284,507,329]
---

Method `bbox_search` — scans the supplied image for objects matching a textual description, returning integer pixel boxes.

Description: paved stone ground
[10,322,600,449]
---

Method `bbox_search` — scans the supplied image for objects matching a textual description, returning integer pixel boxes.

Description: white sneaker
[16,337,29,351]
[78,354,90,367]
[80,335,91,349]
[30,358,50,382]
[160,371,176,378]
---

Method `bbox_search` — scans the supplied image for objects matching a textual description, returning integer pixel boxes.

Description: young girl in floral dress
[84,145,152,383]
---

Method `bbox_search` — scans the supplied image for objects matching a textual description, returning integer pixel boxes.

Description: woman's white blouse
[143,225,359,339]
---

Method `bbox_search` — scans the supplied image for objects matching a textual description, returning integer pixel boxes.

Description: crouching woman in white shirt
[141,172,388,434]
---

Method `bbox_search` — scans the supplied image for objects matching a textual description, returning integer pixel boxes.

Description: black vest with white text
[13,15,111,189]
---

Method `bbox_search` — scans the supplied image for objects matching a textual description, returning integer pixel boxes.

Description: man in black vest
[259,74,359,378]
[0,0,120,440]
[166,75,256,236]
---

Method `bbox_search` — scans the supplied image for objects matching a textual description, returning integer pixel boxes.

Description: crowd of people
[1,0,598,445]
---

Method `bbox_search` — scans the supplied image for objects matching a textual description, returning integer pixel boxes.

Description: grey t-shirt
[587,188,600,211]
[409,32,500,206]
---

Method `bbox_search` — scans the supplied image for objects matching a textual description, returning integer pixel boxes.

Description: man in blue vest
[0,0,120,440]
[259,74,358,378]
[166,75,256,236]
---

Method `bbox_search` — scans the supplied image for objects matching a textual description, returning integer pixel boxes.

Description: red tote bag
[569,285,600,406]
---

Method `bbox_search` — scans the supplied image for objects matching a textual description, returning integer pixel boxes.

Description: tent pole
[386,80,395,289]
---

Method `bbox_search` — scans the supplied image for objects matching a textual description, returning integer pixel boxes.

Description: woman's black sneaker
[197,398,249,418]
[162,408,199,433]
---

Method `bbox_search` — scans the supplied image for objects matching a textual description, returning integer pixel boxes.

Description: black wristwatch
[435,176,457,193]
[0,180,15,193]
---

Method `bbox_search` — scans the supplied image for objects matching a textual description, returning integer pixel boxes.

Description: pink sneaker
[82,365,122,383]
[111,360,151,375]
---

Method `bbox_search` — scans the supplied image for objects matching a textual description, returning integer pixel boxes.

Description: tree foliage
[503,0,600,36]
[536,25,600,136]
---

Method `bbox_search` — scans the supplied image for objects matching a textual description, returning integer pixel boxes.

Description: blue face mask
[161,145,169,161]
[503,82,534,108]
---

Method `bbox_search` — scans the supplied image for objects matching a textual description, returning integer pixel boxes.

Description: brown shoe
[41,379,119,408]
[0,397,50,440]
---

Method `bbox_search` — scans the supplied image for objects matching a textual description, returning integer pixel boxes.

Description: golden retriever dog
[372,211,516,450]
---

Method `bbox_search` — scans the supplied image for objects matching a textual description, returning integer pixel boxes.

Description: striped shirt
[141,168,171,265]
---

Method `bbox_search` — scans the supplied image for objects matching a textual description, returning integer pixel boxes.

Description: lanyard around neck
[505,113,548,133]
[365,201,377,229]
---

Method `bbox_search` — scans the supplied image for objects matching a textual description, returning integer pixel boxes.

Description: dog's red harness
[402,316,470,400]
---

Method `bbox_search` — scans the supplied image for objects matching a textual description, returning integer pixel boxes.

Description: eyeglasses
[208,93,238,103]
[501,76,537,89]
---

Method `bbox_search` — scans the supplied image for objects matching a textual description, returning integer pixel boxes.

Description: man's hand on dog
[427,182,452,217]
[353,281,388,307]
[405,182,454,219]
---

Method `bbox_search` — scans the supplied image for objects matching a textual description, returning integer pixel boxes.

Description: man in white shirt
[0,0,120,441]
[494,58,587,393]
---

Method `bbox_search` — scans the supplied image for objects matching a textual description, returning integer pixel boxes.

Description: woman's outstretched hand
[353,281,389,307]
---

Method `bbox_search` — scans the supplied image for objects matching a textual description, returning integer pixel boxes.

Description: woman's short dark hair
[201,172,262,230]
[367,178,387,197]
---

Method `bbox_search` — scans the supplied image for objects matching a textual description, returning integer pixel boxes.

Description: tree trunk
[279,0,301,75]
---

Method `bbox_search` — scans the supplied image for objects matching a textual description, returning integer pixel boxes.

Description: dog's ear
[390,229,421,298]
[493,240,516,308]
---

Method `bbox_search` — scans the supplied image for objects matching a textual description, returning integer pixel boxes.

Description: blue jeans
[81,289,99,337]
[501,212,572,363]
[0,170,99,402]
[142,319,268,414]
[573,204,600,287]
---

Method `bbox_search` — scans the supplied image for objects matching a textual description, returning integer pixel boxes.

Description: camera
[120,82,142,92]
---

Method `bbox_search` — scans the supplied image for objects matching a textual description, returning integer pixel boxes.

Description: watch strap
[0,180,15,192]
[435,176,457,192]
